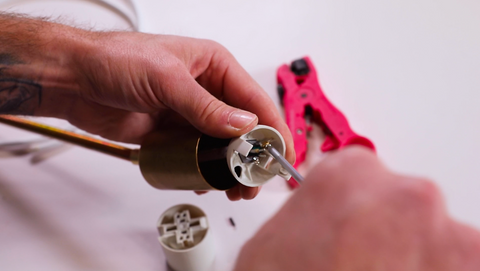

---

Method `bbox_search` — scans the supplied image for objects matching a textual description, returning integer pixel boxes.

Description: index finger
[197,49,295,164]
[225,61,295,164]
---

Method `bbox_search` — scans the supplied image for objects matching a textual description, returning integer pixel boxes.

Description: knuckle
[195,97,226,125]
[204,39,226,51]
[303,147,376,194]
[160,55,183,71]
[202,39,233,60]
[398,177,443,210]
[320,146,376,174]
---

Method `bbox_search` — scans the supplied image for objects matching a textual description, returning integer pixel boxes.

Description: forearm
[0,13,88,116]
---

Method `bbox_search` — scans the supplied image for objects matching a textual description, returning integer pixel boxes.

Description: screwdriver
[265,144,304,185]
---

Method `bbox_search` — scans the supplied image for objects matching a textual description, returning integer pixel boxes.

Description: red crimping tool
[277,56,375,188]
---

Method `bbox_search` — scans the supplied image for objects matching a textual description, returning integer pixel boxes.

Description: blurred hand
[234,147,480,270]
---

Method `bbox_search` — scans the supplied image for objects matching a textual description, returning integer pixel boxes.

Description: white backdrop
[0,0,479,270]
[135,0,480,228]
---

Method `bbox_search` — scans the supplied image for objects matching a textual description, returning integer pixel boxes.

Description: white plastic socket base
[157,204,215,271]
[226,125,291,187]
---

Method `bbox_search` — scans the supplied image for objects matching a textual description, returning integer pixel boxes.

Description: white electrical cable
[0,0,140,31]
[88,0,139,31]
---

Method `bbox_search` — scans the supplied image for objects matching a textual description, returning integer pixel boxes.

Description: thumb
[160,68,258,138]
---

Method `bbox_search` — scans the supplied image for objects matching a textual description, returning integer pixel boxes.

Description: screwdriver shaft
[266,144,304,185]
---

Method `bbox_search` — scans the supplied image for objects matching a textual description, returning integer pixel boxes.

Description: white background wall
[134,0,480,225]
[0,0,479,270]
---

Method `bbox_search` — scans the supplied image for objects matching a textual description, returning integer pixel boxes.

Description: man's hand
[234,147,480,270]
[0,14,294,200]
[64,33,295,200]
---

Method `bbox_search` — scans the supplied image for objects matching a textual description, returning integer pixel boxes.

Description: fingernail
[228,111,257,130]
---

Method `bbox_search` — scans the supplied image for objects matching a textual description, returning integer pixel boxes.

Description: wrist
[0,15,91,117]
[29,22,90,118]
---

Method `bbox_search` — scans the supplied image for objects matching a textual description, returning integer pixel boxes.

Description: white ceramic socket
[226,125,291,187]
[157,204,215,271]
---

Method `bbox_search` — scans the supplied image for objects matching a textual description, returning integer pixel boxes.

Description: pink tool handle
[277,57,375,188]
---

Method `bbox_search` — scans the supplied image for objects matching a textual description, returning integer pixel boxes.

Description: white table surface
[1,0,480,270]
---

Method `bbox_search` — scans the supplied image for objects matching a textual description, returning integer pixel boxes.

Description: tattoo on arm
[0,52,22,76]
[0,52,42,115]
[0,78,42,115]
[0,53,22,66]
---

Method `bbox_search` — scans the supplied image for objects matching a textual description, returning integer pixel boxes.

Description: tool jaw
[277,56,376,188]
